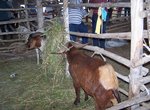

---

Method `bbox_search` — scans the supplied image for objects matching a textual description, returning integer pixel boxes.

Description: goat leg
[84,90,89,101]
[73,83,80,105]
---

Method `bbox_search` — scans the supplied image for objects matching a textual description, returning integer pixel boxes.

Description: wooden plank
[69,30,148,40]
[0,31,35,35]
[107,92,150,110]
[0,18,37,25]
[129,0,144,109]
[69,2,131,8]
[36,0,44,30]
[0,39,25,43]
[83,45,131,67]
[63,0,69,41]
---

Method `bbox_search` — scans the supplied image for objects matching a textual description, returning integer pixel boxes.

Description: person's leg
[124,8,127,16]
[69,24,78,42]
[99,21,107,48]
[127,8,130,16]
[78,22,88,44]
[108,8,113,19]
[0,25,7,40]
[92,14,100,46]
[0,25,5,32]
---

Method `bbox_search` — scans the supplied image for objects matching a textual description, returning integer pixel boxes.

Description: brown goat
[62,42,120,110]
[26,32,46,64]
[26,32,43,49]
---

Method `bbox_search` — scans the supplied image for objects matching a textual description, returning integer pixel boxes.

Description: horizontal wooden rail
[0,18,37,25]
[69,30,148,40]
[107,89,150,110]
[0,8,36,11]
[83,45,131,67]
[0,31,35,35]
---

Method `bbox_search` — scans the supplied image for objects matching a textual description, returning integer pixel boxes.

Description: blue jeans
[69,22,88,44]
[92,13,107,48]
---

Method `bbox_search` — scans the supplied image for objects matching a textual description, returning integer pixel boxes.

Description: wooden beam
[24,0,31,31]
[107,21,130,29]
[133,56,150,67]
[63,0,69,41]
[0,31,35,35]
[109,16,130,22]
[36,0,44,30]
[129,0,144,109]
[0,18,37,25]
[69,30,148,40]
[118,87,128,96]
[69,2,131,8]
[0,8,36,11]
[107,91,150,110]
[0,39,25,43]
[139,75,150,85]
[116,72,129,83]
[83,45,131,67]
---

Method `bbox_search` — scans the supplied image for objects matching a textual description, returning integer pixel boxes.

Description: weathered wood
[107,91,150,110]
[0,31,35,35]
[116,72,129,83]
[141,103,150,110]
[63,0,69,41]
[63,0,70,77]
[139,75,150,85]
[69,2,131,8]
[109,16,130,22]
[0,18,37,25]
[133,56,150,67]
[69,30,148,40]
[36,0,44,30]
[107,24,130,33]
[0,47,15,51]
[0,8,35,11]
[24,0,31,31]
[129,0,144,110]
[0,39,25,43]
[107,21,130,29]
[118,87,128,96]
[83,45,131,67]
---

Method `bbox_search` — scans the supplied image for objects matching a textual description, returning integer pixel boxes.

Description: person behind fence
[89,0,108,48]
[0,0,15,39]
[124,0,130,16]
[69,0,88,44]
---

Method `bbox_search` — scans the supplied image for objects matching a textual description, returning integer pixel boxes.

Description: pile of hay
[42,18,66,83]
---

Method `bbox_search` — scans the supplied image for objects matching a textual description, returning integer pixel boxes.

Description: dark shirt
[0,0,13,21]
[89,0,107,14]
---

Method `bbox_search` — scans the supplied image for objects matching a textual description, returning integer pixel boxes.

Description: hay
[42,18,66,85]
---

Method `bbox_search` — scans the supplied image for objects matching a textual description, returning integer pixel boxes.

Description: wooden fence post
[63,0,70,77]
[129,0,144,109]
[36,0,44,30]
[63,0,69,41]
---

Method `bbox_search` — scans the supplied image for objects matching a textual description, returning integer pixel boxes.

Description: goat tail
[112,89,121,103]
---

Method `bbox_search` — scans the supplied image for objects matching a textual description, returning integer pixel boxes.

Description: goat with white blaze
[56,41,121,110]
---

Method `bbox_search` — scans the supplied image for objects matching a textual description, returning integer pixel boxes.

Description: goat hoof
[85,96,89,101]
[74,100,80,105]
